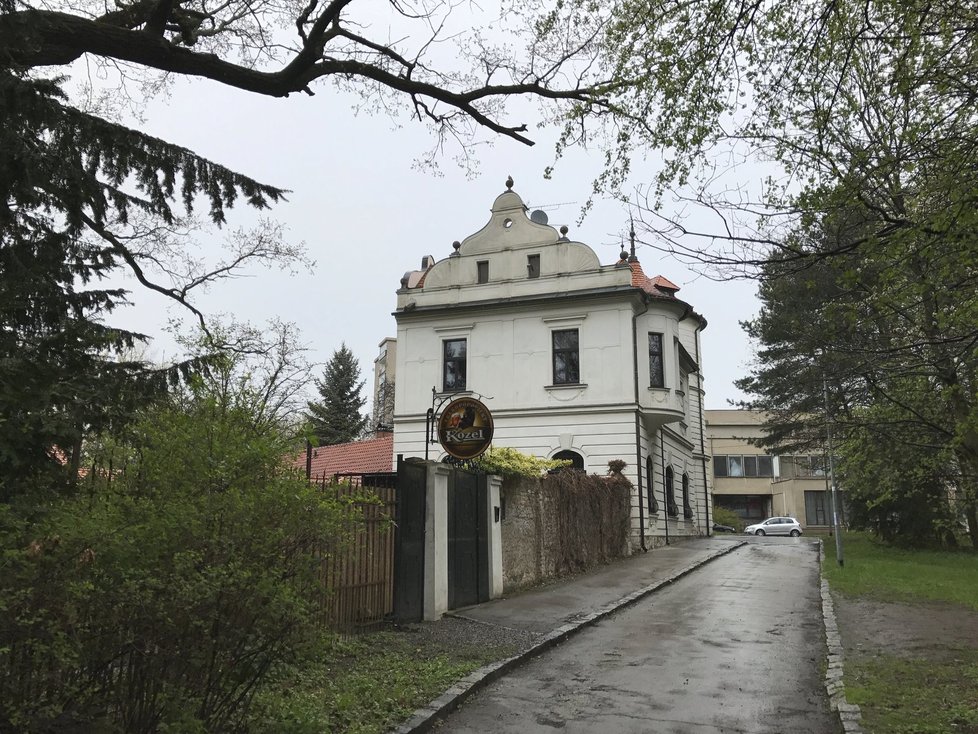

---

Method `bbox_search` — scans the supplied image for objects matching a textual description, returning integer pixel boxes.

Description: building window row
[441,330,582,391]
[713,454,774,478]
[475,254,543,284]
[442,330,695,392]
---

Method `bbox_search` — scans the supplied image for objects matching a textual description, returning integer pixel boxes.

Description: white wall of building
[392,182,711,547]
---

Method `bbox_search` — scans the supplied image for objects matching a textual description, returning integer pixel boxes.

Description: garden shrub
[0,386,352,732]
[712,506,743,531]
[471,446,571,477]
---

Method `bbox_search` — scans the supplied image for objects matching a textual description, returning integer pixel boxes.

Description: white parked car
[745,516,803,537]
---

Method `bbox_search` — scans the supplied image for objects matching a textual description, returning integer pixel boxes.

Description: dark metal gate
[448,469,490,609]
[393,457,427,622]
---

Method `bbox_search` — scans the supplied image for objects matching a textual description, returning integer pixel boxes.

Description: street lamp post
[822,375,845,567]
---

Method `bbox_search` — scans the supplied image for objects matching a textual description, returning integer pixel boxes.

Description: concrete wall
[499,473,631,593]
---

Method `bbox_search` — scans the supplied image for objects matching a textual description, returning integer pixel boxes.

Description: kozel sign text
[437,397,494,460]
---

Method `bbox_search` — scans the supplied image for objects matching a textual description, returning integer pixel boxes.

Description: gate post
[486,474,504,599]
[424,462,451,621]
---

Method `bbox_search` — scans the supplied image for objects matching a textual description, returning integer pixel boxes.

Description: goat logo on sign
[437,397,494,459]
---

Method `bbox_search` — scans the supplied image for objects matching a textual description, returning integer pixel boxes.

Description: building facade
[391,180,711,548]
[706,409,839,530]
[372,337,397,431]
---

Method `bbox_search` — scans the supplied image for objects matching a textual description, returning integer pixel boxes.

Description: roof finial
[505,175,514,191]
[628,217,638,263]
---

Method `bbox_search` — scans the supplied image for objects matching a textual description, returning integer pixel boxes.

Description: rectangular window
[713,455,728,478]
[477,260,489,283]
[527,254,541,279]
[744,455,758,477]
[757,455,774,477]
[727,455,744,477]
[552,329,580,384]
[805,490,828,525]
[649,333,664,387]
[790,455,827,478]
[443,339,467,391]
[810,455,827,477]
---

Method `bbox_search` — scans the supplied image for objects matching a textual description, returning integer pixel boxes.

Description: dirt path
[833,594,978,663]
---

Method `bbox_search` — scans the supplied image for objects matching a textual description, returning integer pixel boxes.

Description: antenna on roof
[526,201,577,212]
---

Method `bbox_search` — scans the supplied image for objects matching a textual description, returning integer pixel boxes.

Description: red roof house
[294,431,394,482]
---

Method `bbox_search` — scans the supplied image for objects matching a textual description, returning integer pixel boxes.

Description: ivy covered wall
[500,471,631,592]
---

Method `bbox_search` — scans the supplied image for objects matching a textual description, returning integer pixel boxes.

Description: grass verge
[247,629,513,733]
[823,532,978,734]
[823,532,978,610]
[844,651,978,734]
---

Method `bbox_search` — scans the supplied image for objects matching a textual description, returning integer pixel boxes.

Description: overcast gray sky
[103,73,759,410]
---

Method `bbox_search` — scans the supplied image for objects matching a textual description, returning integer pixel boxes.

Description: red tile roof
[621,258,680,298]
[650,274,680,292]
[294,432,394,481]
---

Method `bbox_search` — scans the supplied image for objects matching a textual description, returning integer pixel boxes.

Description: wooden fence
[313,472,397,633]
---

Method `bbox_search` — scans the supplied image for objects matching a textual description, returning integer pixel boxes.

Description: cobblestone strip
[390,541,746,734]
[820,541,864,734]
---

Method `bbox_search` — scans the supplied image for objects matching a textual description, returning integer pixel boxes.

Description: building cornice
[393,286,690,321]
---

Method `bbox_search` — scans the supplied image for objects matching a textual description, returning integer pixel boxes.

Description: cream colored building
[706,409,837,530]
[391,180,712,549]
[372,337,396,431]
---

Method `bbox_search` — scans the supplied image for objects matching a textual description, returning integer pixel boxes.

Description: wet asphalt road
[435,538,840,733]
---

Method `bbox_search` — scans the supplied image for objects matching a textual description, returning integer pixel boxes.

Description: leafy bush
[0,379,352,732]
[472,446,571,477]
[712,506,743,531]
[607,459,627,474]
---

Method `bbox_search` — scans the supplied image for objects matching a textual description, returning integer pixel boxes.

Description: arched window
[646,455,658,514]
[682,473,694,519]
[553,450,585,471]
[665,466,679,517]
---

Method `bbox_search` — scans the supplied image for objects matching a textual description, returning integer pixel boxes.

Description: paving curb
[819,540,864,734]
[390,540,747,734]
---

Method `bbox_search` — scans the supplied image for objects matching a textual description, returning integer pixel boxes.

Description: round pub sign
[438,397,494,460]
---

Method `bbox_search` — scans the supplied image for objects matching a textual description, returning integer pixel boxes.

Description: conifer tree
[0,69,286,499]
[0,0,635,498]
[305,344,367,446]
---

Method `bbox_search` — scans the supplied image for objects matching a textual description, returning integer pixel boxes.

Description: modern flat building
[706,409,838,530]
[372,337,396,432]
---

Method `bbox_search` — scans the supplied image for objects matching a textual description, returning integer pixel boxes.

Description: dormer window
[477,260,489,284]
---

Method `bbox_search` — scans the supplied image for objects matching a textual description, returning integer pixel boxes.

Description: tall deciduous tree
[306,344,367,446]
[2,0,624,153]
[547,1,978,265]
[0,0,648,494]
[541,0,978,546]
